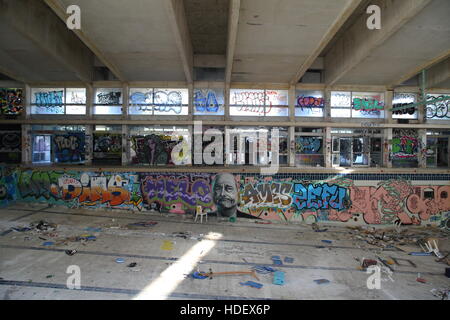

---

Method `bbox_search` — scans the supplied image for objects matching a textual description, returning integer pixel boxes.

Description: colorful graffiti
[232,90,269,115]
[353,98,383,111]
[93,133,122,159]
[194,89,221,113]
[392,129,419,159]
[153,90,183,114]
[131,134,183,165]
[140,173,213,213]
[295,137,322,154]
[2,167,450,226]
[297,96,324,110]
[0,88,24,116]
[17,170,142,210]
[53,133,85,163]
[34,90,64,114]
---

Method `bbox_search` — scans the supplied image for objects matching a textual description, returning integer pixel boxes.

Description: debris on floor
[284,257,294,263]
[273,271,285,285]
[271,256,283,265]
[198,268,260,280]
[172,231,191,239]
[416,273,427,283]
[430,288,449,300]
[31,220,57,232]
[127,262,137,268]
[12,227,32,232]
[191,272,208,279]
[240,281,263,289]
[361,259,378,269]
[321,240,332,244]
[42,241,54,246]
[252,266,276,274]
[65,249,77,256]
[115,258,125,263]
[161,240,174,251]
[314,279,330,285]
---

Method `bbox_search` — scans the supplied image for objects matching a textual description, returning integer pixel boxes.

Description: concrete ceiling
[232,0,356,83]
[332,0,450,86]
[58,0,187,82]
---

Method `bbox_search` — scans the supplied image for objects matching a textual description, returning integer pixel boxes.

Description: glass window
[331,129,383,167]
[426,94,450,120]
[53,133,85,164]
[94,88,122,115]
[153,88,189,115]
[426,131,449,168]
[193,88,225,115]
[31,88,86,115]
[352,92,384,119]
[130,126,190,165]
[230,89,288,116]
[0,129,21,163]
[32,135,51,163]
[295,90,324,117]
[93,132,122,165]
[392,93,418,119]
[31,88,65,114]
[295,136,324,167]
[129,88,153,115]
[226,127,288,165]
[0,88,24,116]
[331,91,384,119]
[392,129,419,168]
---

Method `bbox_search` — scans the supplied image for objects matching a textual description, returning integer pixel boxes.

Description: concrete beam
[0,0,94,82]
[391,49,450,87]
[325,0,432,86]
[225,0,240,85]
[290,0,362,85]
[426,56,450,88]
[165,0,194,84]
[43,0,125,82]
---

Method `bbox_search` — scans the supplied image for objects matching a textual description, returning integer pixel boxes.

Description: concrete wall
[1,166,449,227]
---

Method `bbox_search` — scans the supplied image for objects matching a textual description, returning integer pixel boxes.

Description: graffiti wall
[16,170,142,210]
[0,130,21,163]
[93,133,122,163]
[140,173,213,213]
[53,133,85,163]
[0,88,24,116]
[1,167,449,226]
[131,134,187,165]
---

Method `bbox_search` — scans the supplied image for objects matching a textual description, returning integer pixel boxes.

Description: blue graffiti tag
[194,89,220,113]
[292,183,348,211]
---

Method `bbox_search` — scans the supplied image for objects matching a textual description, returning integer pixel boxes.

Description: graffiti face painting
[212,173,238,218]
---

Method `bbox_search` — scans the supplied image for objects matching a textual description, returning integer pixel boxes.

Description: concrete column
[21,124,31,164]
[418,129,427,168]
[324,89,331,121]
[122,125,129,166]
[86,84,94,118]
[122,83,129,119]
[325,127,332,168]
[384,128,393,168]
[24,84,31,119]
[288,126,295,167]
[224,126,230,166]
[188,83,194,119]
[224,84,230,121]
[85,125,93,166]
[289,85,295,122]
[385,90,394,124]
